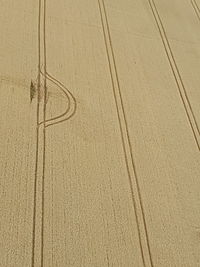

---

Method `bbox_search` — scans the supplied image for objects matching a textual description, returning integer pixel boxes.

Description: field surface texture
[0,1,200,266]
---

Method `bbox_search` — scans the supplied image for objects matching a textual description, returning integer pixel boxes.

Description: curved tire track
[39,71,77,128]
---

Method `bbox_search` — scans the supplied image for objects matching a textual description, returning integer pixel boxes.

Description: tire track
[39,71,77,128]
[191,0,200,22]
[31,1,77,266]
[31,0,41,266]
[40,0,47,265]
[147,0,200,151]
[98,0,154,266]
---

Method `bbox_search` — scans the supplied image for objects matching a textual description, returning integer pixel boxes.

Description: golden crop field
[0,0,200,266]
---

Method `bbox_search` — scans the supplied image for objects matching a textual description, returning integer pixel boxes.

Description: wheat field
[0,0,200,266]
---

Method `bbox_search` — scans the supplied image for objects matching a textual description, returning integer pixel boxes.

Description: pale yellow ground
[1,1,200,266]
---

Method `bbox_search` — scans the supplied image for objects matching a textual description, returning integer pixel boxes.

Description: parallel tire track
[191,0,200,22]
[98,0,154,266]
[39,71,77,128]
[147,0,200,150]
[31,1,77,266]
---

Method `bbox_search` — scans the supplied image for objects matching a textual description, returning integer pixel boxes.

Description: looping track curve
[39,71,77,128]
